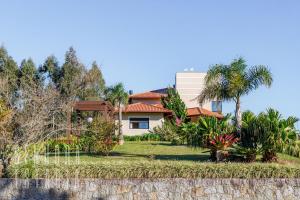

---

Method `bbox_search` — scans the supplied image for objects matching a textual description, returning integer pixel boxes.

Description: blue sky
[1,0,300,122]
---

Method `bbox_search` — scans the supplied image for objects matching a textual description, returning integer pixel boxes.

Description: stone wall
[0,178,300,200]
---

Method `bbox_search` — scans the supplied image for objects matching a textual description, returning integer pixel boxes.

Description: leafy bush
[45,135,80,153]
[257,108,298,162]
[233,111,261,162]
[151,120,183,143]
[236,108,299,162]
[184,115,234,148]
[209,134,239,161]
[124,133,163,142]
[82,115,117,155]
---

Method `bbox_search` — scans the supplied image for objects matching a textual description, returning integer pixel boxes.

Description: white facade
[120,113,164,136]
[175,72,212,110]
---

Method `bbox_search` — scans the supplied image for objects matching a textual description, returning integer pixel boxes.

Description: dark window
[129,118,149,129]
[212,101,222,113]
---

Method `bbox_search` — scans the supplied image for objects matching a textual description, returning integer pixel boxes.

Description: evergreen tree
[39,55,61,87]
[60,47,85,99]
[81,61,106,100]
[0,46,19,99]
[162,88,187,121]
[18,58,40,87]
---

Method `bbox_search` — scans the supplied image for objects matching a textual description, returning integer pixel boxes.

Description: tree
[0,46,19,106]
[198,57,273,135]
[161,87,187,122]
[81,61,106,100]
[0,77,70,176]
[105,83,128,145]
[60,47,85,100]
[39,55,61,87]
[18,58,41,88]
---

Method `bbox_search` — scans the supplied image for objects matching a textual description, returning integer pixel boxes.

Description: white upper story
[175,71,222,112]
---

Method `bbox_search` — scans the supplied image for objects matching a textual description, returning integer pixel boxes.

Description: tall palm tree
[198,57,273,135]
[105,83,128,145]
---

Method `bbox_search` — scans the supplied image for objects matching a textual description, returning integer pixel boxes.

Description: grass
[8,141,300,179]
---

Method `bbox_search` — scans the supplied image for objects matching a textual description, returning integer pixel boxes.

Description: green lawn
[9,141,300,179]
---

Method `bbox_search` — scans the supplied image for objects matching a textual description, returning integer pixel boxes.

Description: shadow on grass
[45,151,210,162]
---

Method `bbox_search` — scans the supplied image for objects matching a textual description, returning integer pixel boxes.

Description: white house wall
[175,72,212,110]
[117,113,165,136]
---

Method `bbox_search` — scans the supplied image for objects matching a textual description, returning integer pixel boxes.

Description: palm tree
[105,83,128,145]
[198,57,273,135]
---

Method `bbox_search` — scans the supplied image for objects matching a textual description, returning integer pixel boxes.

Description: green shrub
[45,137,80,153]
[81,115,116,155]
[124,133,163,142]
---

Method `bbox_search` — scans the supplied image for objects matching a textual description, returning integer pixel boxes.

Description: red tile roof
[117,103,172,113]
[129,92,166,99]
[73,101,113,112]
[187,107,223,119]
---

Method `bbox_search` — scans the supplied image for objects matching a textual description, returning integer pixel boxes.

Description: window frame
[211,100,222,113]
[129,117,150,130]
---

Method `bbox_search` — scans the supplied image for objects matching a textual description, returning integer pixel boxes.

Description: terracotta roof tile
[187,107,223,119]
[73,101,113,111]
[117,103,172,113]
[129,92,166,99]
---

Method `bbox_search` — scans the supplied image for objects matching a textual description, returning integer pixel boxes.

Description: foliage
[105,82,128,144]
[198,57,273,134]
[39,47,106,101]
[151,120,183,144]
[46,136,80,152]
[209,134,239,151]
[18,58,41,88]
[257,108,298,162]
[209,134,239,161]
[124,133,163,141]
[161,87,187,121]
[9,159,300,179]
[0,46,19,100]
[105,83,128,107]
[81,61,106,100]
[233,110,261,162]
[59,47,86,99]
[10,141,300,179]
[184,115,234,148]
[82,115,117,155]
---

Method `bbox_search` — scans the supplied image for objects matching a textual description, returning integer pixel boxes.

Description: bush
[124,133,163,142]
[151,120,183,143]
[81,115,117,155]
[208,134,239,161]
[257,108,298,162]
[45,136,80,153]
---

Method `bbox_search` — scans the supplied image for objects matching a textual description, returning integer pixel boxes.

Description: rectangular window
[129,118,149,129]
[212,101,222,113]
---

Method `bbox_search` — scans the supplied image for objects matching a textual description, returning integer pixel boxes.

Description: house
[117,71,223,136]
[118,92,172,136]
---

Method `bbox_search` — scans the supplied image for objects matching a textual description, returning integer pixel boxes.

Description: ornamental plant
[209,134,239,161]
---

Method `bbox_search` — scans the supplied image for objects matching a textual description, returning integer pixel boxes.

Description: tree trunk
[118,101,124,145]
[235,97,242,137]
[1,157,11,178]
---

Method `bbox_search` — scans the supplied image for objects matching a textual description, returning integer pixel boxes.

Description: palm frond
[247,65,273,91]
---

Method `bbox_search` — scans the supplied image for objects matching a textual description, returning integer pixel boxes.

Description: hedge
[9,160,300,179]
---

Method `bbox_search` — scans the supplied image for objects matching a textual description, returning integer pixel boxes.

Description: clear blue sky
[1,0,299,122]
